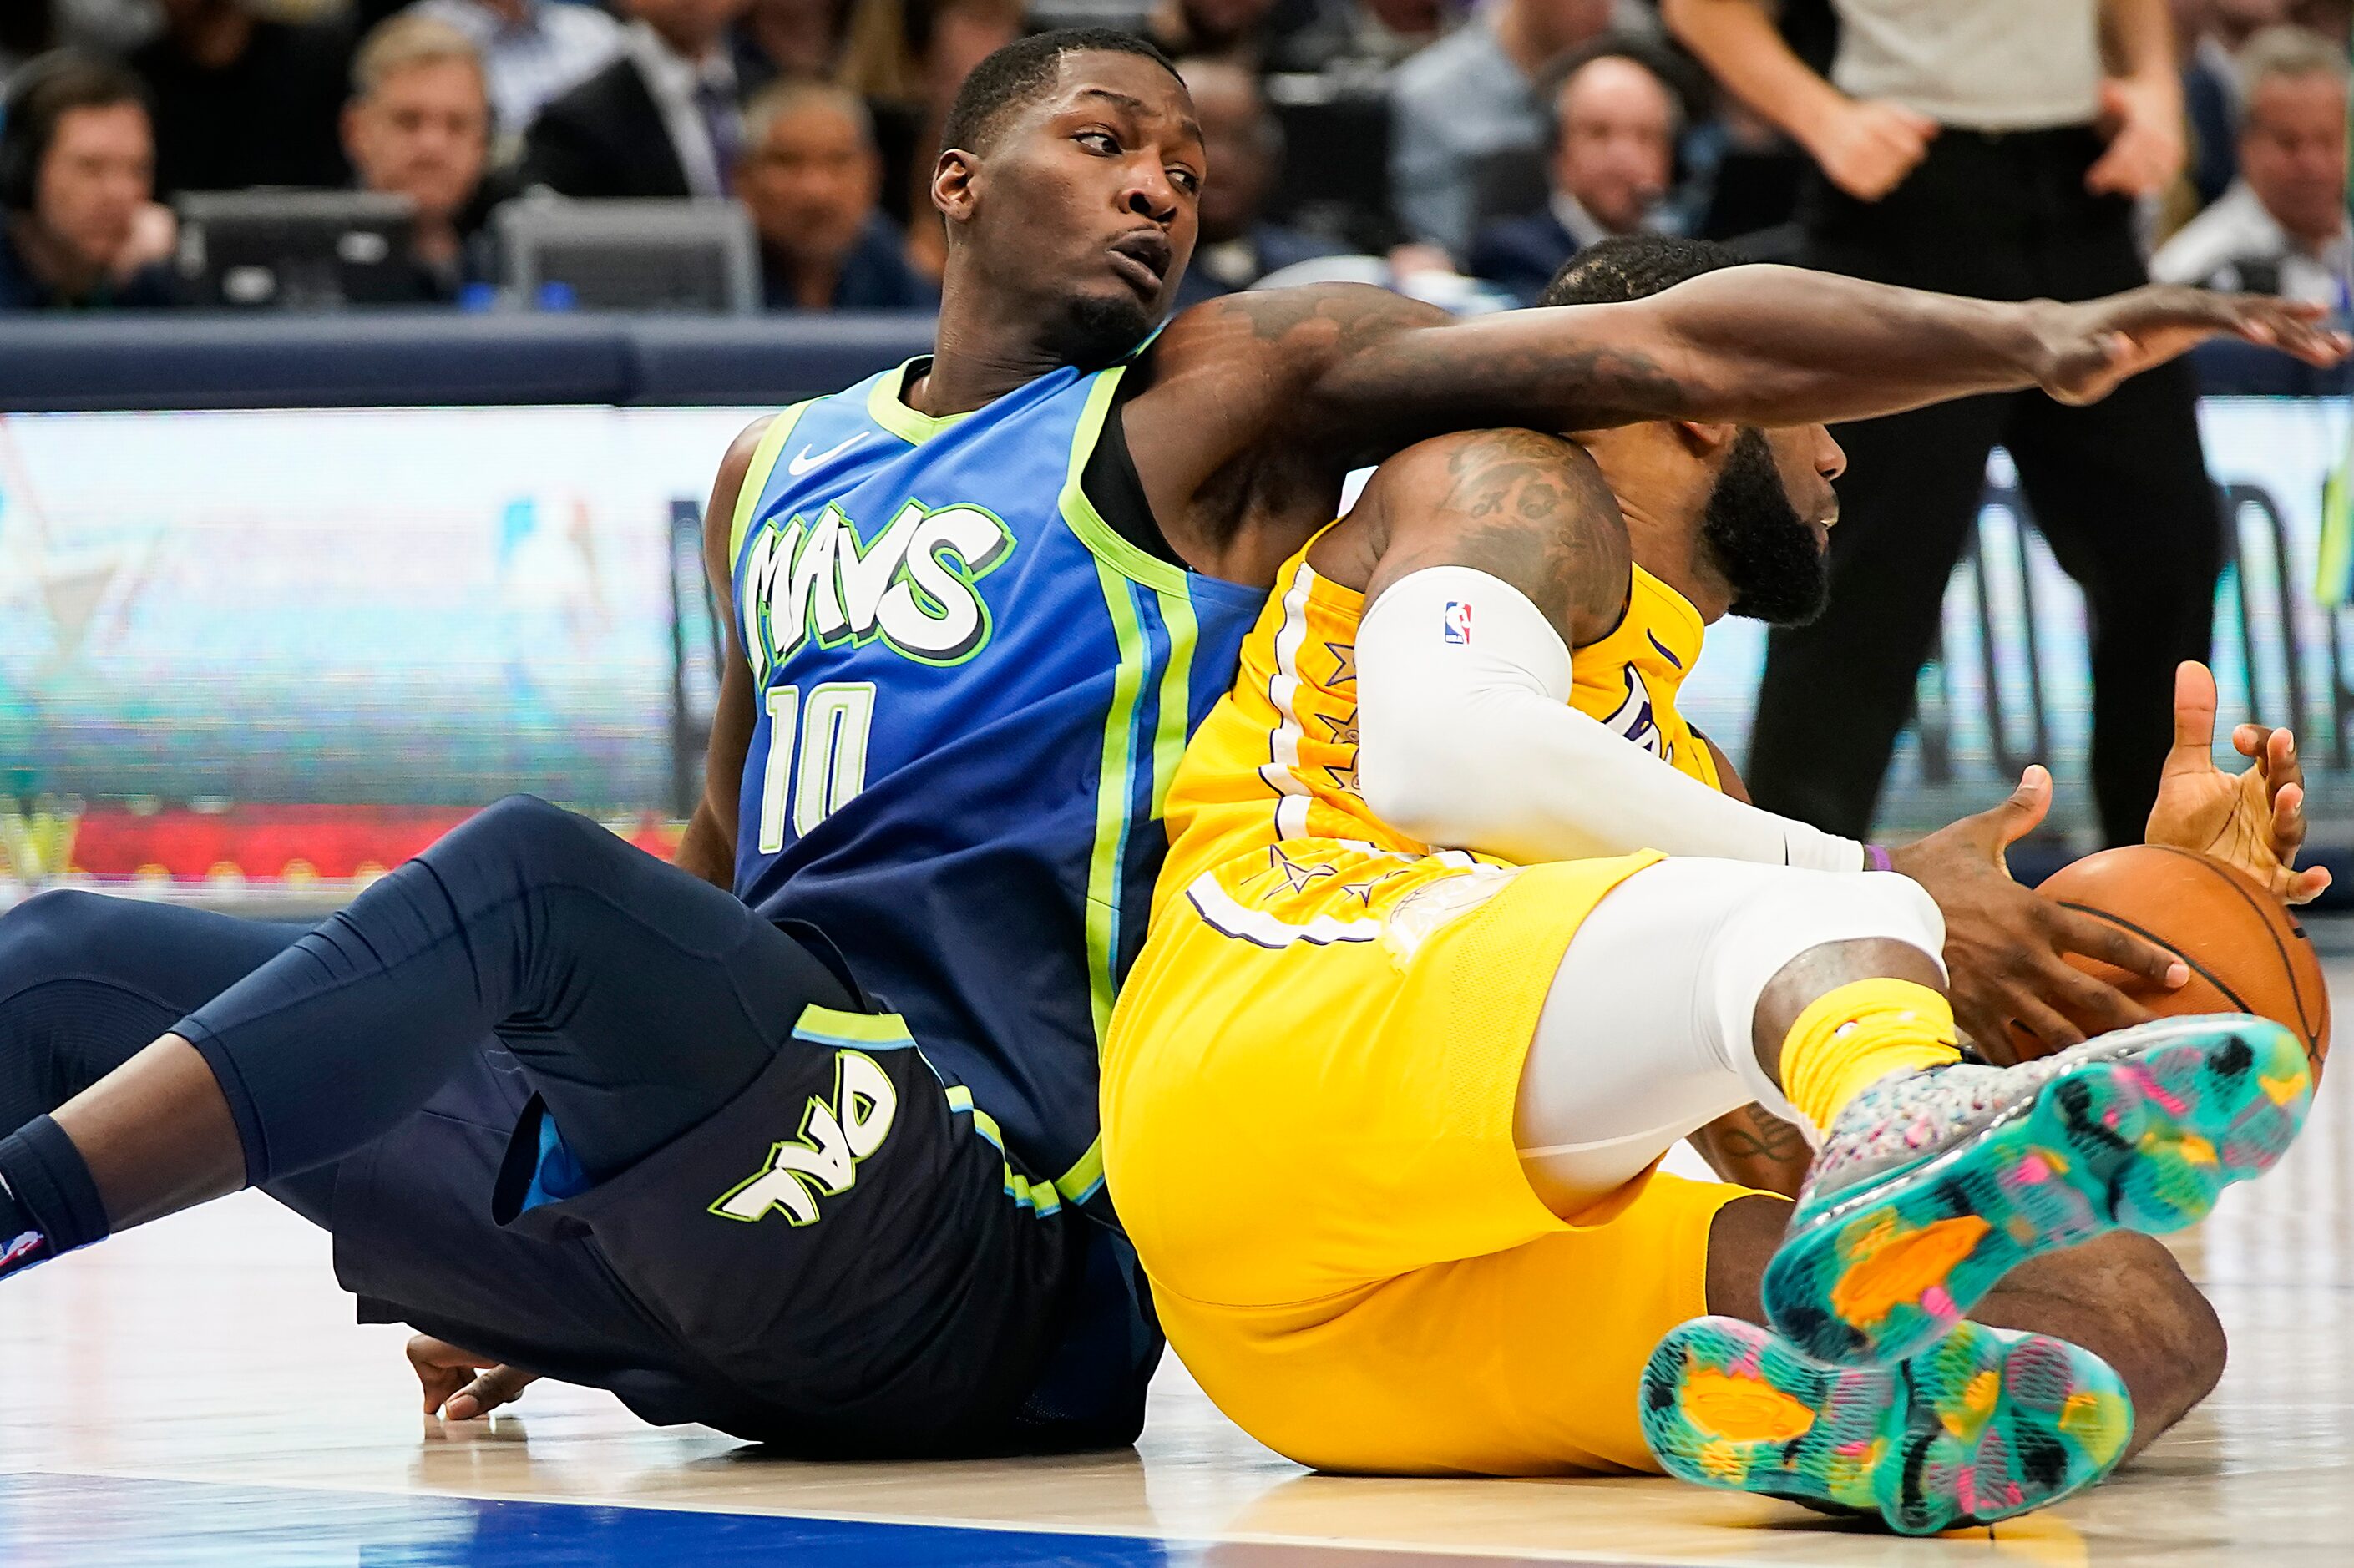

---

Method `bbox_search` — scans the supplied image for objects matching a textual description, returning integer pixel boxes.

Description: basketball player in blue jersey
[0,31,2332,1456]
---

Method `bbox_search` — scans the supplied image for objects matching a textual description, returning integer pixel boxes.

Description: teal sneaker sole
[1640,1315,2133,1535]
[1764,1014,2312,1368]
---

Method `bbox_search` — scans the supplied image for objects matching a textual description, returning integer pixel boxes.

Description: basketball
[2015,844,2331,1075]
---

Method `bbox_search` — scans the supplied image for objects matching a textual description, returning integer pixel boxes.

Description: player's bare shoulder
[1352,427,1633,646]
[699,414,781,611]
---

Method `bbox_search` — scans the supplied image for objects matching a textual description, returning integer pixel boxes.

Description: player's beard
[1043,291,1157,371]
[1699,427,1830,626]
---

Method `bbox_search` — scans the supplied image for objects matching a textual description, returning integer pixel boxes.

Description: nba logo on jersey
[1442,602,1472,645]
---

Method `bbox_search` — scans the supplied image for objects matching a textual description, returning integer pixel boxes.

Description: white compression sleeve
[1354,566,1866,871]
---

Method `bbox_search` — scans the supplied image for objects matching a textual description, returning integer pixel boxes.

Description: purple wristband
[1863,843,1894,873]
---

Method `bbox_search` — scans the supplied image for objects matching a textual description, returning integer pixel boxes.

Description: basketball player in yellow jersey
[1103,236,2326,1535]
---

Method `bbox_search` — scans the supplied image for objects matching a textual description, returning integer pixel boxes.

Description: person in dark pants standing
[1666,0,2214,845]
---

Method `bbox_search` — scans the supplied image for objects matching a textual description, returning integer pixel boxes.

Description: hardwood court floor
[2,941,2349,1565]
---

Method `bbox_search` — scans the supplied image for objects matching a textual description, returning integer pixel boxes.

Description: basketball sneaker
[1640,1315,2131,1535]
[1764,1014,2312,1368]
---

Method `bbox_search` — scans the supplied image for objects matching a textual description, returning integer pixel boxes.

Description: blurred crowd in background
[0,0,2347,316]
[0,0,2335,315]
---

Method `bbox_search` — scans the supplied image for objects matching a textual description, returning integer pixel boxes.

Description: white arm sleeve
[1354,566,1867,872]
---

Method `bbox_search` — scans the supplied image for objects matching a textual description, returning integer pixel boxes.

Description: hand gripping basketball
[1891,766,2189,1063]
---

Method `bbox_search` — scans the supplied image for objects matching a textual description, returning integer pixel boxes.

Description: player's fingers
[406,1335,479,1414]
[414,1365,466,1416]
[2233,296,2351,363]
[2276,316,2354,366]
[1881,122,1932,162]
[2168,661,2219,761]
[1962,1012,2027,1066]
[2288,865,2335,905]
[443,1365,537,1422]
[2234,722,2270,759]
[2268,728,2305,798]
[2272,781,2310,857]
[1953,998,2026,1065]
[2043,900,2187,990]
[1982,765,2053,849]
[2033,952,2159,1036]
[2007,989,2088,1054]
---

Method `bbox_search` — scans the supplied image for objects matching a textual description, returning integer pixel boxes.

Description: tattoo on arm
[1692,1105,1812,1198]
[1240,283,1690,463]
[1213,281,1450,354]
[1368,428,1633,647]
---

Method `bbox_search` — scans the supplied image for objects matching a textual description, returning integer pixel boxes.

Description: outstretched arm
[1175,276,2338,473]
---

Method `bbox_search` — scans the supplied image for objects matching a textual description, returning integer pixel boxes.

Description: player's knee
[1990,1232,2226,1433]
[1703,869,1946,1044]
[437,793,585,875]
[2114,1236,2228,1410]
[0,889,123,998]
[1721,868,1941,972]
[468,792,570,838]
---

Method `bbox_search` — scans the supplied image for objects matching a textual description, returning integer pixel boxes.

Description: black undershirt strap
[1079,377,1186,570]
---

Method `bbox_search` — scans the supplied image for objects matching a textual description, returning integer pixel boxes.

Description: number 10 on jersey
[757,683,876,851]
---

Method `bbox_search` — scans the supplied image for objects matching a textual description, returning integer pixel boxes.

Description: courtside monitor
[497,197,759,315]
[172,190,419,309]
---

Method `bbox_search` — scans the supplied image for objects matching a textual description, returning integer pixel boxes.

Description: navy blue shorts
[0,890,1154,1455]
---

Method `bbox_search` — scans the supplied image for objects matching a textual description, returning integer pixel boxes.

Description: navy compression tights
[0,796,856,1208]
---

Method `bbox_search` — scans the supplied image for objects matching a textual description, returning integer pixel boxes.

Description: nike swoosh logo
[787,432,868,476]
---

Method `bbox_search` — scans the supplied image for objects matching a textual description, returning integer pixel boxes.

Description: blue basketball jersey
[727,357,1264,1214]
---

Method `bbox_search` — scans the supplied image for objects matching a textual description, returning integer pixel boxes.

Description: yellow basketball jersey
[1157,536,1722,905]
[1109,537,1746,1474]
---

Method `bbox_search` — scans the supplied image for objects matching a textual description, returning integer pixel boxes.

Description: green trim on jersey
[945,1084,1065,1216]
[864,358,975,446]
[726,403,813,566]
[1147,583,1197,817]
[1084,554,1151,1050]
[1054,1136,1106,1206]
[791,1004,918,1050]
[1057,367,1190,595]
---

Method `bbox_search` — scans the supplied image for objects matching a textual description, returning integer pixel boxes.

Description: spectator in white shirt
[406,0,622,141]
[2154,23,2351,305]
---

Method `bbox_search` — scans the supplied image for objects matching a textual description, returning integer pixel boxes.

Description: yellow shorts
[1105,844,1761,1475]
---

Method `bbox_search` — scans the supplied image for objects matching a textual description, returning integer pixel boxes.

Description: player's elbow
[1365,725,1450,847]
[1357,715,1486,850]
[1357,743,1445,847]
